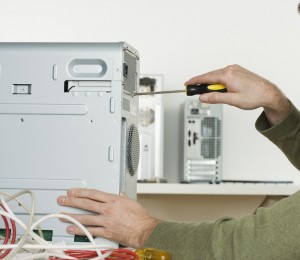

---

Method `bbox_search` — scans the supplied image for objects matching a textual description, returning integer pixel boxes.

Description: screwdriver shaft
[133,89,185,96]
[133,84,226,96]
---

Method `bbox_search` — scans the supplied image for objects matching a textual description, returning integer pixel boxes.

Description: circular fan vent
[127,124,140,176]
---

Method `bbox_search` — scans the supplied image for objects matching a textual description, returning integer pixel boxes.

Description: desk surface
[137,183,300,196]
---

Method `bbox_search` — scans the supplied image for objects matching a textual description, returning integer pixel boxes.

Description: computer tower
[0,42,140,247]
[182,98,222,183]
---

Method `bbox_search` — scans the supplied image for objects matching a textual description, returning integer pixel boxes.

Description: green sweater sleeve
[145,102,300,259]
[145,191,300,259]
[255,101,300,170]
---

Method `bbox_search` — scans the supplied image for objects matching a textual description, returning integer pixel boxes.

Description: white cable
[87,250,114,260]
[0,200,63,258]
[0,198,49,247]
[1,244,112,250]
[15,252,75,260]
[30,213,103,257]
[0,190,37,259]
[0,191,43,239]
[0,199,113,259]
[14,249,114,260]
[0,207,47,246]
[0,190,121,260]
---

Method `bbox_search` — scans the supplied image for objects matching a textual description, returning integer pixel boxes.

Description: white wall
[1,0,300,183]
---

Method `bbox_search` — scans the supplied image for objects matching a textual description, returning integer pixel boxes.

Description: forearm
[145,191,300,260]
[256,101,300,170]
[261,81,291,126]
[144,221,215,259]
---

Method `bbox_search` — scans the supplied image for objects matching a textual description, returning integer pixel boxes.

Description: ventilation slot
[201,117,221,159]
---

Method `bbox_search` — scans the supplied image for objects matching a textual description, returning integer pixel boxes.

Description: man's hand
[185,64,291,126]
[57,188,160,248]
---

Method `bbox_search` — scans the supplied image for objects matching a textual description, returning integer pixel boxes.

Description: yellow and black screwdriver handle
[185,83,227,96]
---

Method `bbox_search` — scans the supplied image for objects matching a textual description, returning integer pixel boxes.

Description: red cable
[0,213,10,251]
[0,204,17,259]
[1,203,138,260]
[49,248,139,260]
[106,249,139,259]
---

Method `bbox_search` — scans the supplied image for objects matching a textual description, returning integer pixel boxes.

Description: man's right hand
[185,64,291,126]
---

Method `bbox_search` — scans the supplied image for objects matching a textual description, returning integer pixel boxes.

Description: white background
[1,0,300,183]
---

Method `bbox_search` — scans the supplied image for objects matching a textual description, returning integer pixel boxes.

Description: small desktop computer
[182,98,223,183]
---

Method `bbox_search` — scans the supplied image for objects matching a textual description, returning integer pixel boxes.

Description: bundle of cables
[0,190,139,260]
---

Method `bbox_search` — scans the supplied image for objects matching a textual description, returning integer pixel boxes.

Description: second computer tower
[183,98,223,183]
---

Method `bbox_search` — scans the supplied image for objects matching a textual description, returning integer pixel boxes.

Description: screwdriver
[133,83,227,96]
